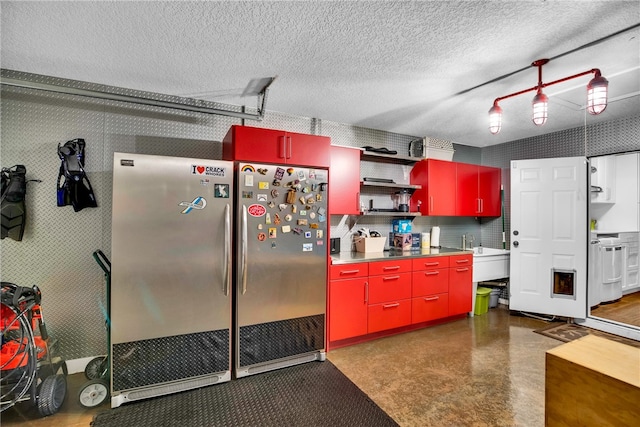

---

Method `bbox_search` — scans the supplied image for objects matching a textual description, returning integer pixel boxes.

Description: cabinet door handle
[383,303,400,309]
[424,262,439,267]
[424,296,439,301]
[364,281,368,304]
[279,136,286,159]
[340,269,360,275]
[287,136,293,159]
[429,196,434,213]
[382,275,400,281]
[456,259,470,264]
[480,198,484,213]
[425,271,439,276]
[456,267,470,272]
[356,192,360,211]
[477,198,481,214]
[383,266,401,271]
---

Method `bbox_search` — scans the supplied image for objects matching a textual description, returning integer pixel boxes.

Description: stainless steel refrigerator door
[235,162,327,373]
[111,153,233,397]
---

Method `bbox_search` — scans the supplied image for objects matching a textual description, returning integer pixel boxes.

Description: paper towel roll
[421,232,430,248]
[430,226,441,248]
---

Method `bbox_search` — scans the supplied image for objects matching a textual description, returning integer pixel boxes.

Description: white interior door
[510,157,588,319]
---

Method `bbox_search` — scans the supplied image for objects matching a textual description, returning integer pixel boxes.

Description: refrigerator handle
[241,205,248,295]
[287,136,292,159]
[224,203,231,296]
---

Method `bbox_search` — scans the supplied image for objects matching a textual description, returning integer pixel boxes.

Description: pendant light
[488,103,502,134]
[531,90,548,126]
[587,72,609,115]
[488,59,608,134]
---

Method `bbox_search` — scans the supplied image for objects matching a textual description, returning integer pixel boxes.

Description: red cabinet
[329,263,368,342]
[411,256,450,324]
[448,254,473,316]
[329,145,361,214]
[367,259,412,333]
[328,254,472,346]
[456,163,501,217]
[410,159,457,215]
[223,125,330,167]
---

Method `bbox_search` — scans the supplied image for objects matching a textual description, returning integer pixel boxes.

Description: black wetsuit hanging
[57,138,98,212]
[1,165,28,241]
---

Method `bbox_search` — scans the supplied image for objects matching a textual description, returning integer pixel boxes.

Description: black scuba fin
[57,138,98,212]
[1,165,28,241]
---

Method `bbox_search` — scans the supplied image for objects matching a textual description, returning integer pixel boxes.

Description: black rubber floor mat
[91,361,399,427]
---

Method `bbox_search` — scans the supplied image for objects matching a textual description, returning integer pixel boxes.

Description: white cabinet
[591,153,639,232]
[620,232,640,293]
[590,155,616,203]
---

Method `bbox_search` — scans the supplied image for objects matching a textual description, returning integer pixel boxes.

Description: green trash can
[475,287,492,316]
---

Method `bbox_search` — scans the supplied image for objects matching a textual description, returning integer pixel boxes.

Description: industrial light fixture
[488,58,609,134]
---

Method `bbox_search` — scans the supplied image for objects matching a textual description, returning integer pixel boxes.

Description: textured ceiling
[1,1,639,147]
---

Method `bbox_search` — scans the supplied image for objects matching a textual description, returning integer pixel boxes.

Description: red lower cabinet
[449,254,473,316]
[412,293,449,323]
[329,277,368,341]
[368,300,412,333]
[328,254,472,347]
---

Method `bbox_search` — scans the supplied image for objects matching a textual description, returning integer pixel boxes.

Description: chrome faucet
[462,233,475,250]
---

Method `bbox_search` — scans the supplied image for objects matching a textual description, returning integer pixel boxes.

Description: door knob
[513,241,519,247]
[513,230,519,236]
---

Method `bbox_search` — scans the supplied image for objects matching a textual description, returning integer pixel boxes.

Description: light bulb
[488,104,502,134]
[587,74,608,115]
[532,91,548,126]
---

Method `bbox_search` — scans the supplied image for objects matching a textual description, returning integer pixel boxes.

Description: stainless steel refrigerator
[235,162,327,377]
[110,153,233,408]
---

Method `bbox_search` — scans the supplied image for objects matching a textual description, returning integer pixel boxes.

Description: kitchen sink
[472,247,510,282]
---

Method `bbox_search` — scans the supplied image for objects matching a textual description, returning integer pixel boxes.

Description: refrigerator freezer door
[236,162,327,375]
[111,153,233,402]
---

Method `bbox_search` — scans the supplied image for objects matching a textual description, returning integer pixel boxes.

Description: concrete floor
[2,306,561,426]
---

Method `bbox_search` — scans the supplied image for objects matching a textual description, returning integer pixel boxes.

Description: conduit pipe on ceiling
[0,73,273,121]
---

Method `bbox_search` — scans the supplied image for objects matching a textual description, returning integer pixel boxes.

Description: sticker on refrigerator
[286,167,295,176]
[257,168,268,175]
[309,170,316,179]
[274,167,285,180]
[317,240,324,246]
[191,165,226,177]
[257,194,268,202]
[241,165,255,173]
[316,230,323,238]
[269,228,277,238]
[244,175,254,187]
[247,204,266,217]
[304,231,312,238]
[179,196,206,214]
[282,225,291,233]
[200,179,210,186]
[257,232,266,241]
[242,191,253,199]
[303,243,313,252]
[259,181,269,189]
[214,184,229,198]
[297,170,306,181]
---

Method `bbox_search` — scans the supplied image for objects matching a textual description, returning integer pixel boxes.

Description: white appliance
[598,237,623,303]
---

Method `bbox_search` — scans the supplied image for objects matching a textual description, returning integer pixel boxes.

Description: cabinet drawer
[412,268,449,297]
[368,299,411,333]
[368,272,412,304]
[450,254,472,267]
[330,263,369,280]
[368,259,412,276]
[412,293,449,324]
[412,257,450,270]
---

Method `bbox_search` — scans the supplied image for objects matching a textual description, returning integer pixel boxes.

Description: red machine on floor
[1,282,67,416]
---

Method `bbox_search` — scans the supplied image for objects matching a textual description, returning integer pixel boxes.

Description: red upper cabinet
[223,125,330,168]
[410,159,457,215]
[455,163,502,217]
[329,146,361,215]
